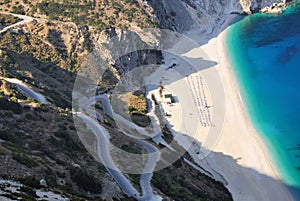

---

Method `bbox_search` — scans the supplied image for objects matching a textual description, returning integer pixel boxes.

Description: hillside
[0,0,157,30]
[0,0,285,200]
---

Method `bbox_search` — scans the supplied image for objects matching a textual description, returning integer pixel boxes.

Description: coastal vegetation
[0,102,107,200]
[152,129,233,201]
[0,0,157,30]
[0,95,22,114]
[128,92,147,114]
[127,89,151,127]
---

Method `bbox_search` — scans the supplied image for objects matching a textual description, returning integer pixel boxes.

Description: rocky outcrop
[147,0,284,32]
[250,0,285,12]
[146,0,177,30]
[260,1,288,14]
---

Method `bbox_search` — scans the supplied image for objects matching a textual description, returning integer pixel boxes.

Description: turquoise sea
[226,3,300,199]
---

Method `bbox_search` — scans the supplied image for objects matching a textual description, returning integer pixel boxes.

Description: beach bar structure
[164,94,175,104]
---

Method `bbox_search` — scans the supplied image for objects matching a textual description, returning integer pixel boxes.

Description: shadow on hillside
[3,49,76,108]
[107,122,300,201]
[149,0,247,47]
[200,147,300,201]
[47,28,67,50]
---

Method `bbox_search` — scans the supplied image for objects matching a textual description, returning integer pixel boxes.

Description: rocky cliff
[147,0,284,32]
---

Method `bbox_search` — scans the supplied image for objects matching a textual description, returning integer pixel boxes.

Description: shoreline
[218,18,282,181]
[198,16,294,200]
[144,14,294,200]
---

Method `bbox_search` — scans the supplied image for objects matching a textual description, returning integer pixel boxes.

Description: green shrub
[0,149,5,155]
[70,167,102,193]
[19,177,41,189]
[19,186,37,198]
[170,11,176,16]
[12,5,25,15]
[24,113,34,120]
[0,97,22,114]
[12,153,38,168]
[130,112,150,127]
[0,129,14,141]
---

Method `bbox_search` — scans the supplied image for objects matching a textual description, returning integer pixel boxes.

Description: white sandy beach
[146,16,294,200]
[197,22,296,200]
[202,27,293,200]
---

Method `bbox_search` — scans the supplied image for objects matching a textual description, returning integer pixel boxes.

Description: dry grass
[0,0,157,30]
[128,93,147,113]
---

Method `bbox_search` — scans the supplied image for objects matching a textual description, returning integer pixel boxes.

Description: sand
[192,19,294,200]
[149,16,294,200]
[202,29,293,201]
